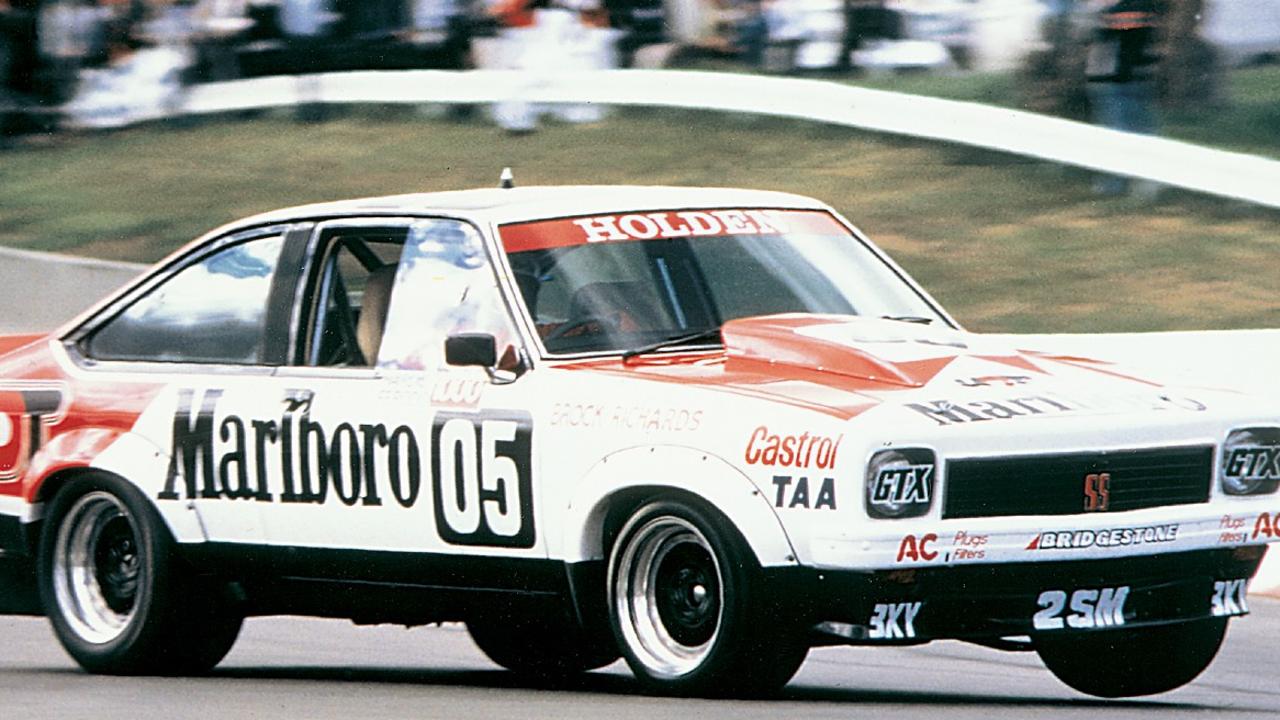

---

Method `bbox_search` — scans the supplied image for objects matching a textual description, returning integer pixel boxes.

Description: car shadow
[193,664,1222,712]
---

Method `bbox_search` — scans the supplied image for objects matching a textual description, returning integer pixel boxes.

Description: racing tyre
[37,475,243,675]
[1035,618,1228,698]
[466,610,619,678]
[607,500,808,696]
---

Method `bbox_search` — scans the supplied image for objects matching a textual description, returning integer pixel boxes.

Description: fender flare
[23,428,205,544]
[560,444,799,568]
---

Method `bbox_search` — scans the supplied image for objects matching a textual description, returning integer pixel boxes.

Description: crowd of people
[0,0,1172,153]
[0,0,666,134]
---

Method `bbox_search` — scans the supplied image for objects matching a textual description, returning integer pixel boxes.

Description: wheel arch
[561,445,799,568]
[22,466,103,552]
[23,429,203,549]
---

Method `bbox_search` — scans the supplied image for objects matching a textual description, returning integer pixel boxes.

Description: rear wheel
[1035,618,1227,698]
[607,500,808,696]
[37,475,243,675]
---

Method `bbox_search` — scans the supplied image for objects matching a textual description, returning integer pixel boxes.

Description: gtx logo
[1224,446,1280,481]
[870,465,933,506]
[1083,472,1111,512]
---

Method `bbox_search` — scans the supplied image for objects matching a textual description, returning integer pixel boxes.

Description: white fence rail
[172,69,1280,209]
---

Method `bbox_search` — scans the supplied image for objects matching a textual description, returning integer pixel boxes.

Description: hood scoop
[720,314,973,388]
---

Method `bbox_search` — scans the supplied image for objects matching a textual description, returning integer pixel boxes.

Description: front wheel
[607,500,808,696]
[1035,618,1228,698]
[37,475,243,675]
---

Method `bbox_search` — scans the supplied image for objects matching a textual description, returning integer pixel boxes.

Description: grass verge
[0,74,1277,334]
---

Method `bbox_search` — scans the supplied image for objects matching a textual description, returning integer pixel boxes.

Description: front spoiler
[771,547,1265,646]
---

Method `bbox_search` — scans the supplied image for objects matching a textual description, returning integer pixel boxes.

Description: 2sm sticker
[1034,579,1249,632]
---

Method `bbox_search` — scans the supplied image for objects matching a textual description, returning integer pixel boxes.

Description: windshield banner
[499,209,845,252]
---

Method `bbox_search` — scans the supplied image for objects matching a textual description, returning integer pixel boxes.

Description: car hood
[559,314,1225,423]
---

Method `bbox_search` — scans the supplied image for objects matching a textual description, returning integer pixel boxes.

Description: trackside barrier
[1002,332,1280,598]
[172,69,1280,209]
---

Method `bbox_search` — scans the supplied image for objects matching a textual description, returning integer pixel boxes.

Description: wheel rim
[612,515,723,679]
[52,492,142,644]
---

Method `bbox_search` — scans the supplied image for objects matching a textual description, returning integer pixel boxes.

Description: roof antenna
[499,167,515,189]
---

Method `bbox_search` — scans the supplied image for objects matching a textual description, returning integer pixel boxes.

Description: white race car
[0,184,1275,698]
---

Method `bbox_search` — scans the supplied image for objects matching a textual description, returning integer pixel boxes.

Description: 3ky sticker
[869,601,923,640]
[1211,579,1249,618]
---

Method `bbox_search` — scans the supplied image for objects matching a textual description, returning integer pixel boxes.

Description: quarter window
[84,235,285,364]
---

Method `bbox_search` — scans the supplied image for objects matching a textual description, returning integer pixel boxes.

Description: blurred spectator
[488,0,544,29]
[735,0,767,66]
[189,0,253,81]
[1018,0,1090,120]
[280,0,334,38]
[840,0,901,70]
[62,1,192,130]
[1157,0,1220,109]
[482,0,621,131]
[40,1,111,78]
[0,0,17,145]
[101,0,148,55]
[1083,0,1161,196]
[603,0,665,65]
[761,0,810,71]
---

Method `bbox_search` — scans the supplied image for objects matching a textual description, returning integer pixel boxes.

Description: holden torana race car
[0,184,1276,698]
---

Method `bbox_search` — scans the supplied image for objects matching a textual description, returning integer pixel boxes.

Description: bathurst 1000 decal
[158,388,536,548]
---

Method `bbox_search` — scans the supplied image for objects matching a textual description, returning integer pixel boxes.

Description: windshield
[499,208,947,355]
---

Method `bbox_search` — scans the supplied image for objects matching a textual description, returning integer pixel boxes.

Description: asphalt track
[2,599,1278,720]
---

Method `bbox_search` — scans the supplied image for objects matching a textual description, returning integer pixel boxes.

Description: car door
[253,218,545,570]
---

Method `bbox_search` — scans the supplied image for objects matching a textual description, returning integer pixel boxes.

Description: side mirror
[445,333,497,368]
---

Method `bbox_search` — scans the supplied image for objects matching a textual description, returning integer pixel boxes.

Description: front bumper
[771,547,1264,645]
[807,502,1279,569]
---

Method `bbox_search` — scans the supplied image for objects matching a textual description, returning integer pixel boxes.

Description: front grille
[943,445,1213,519]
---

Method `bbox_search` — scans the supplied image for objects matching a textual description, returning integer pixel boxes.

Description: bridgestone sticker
[1027,524,1179,551]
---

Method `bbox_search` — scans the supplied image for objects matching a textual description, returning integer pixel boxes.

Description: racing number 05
[431,411,535,548]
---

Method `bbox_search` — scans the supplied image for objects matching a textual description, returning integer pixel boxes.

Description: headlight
[865,448,936,519]
[1221,428,1280,496]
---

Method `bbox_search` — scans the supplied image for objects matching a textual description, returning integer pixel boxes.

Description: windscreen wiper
[882,315,934,325]
[621,328,723,362]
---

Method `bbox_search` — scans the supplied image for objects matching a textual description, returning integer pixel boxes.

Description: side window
[85,235,285,364]
[378,220,520,370]
[300,230,406,367]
